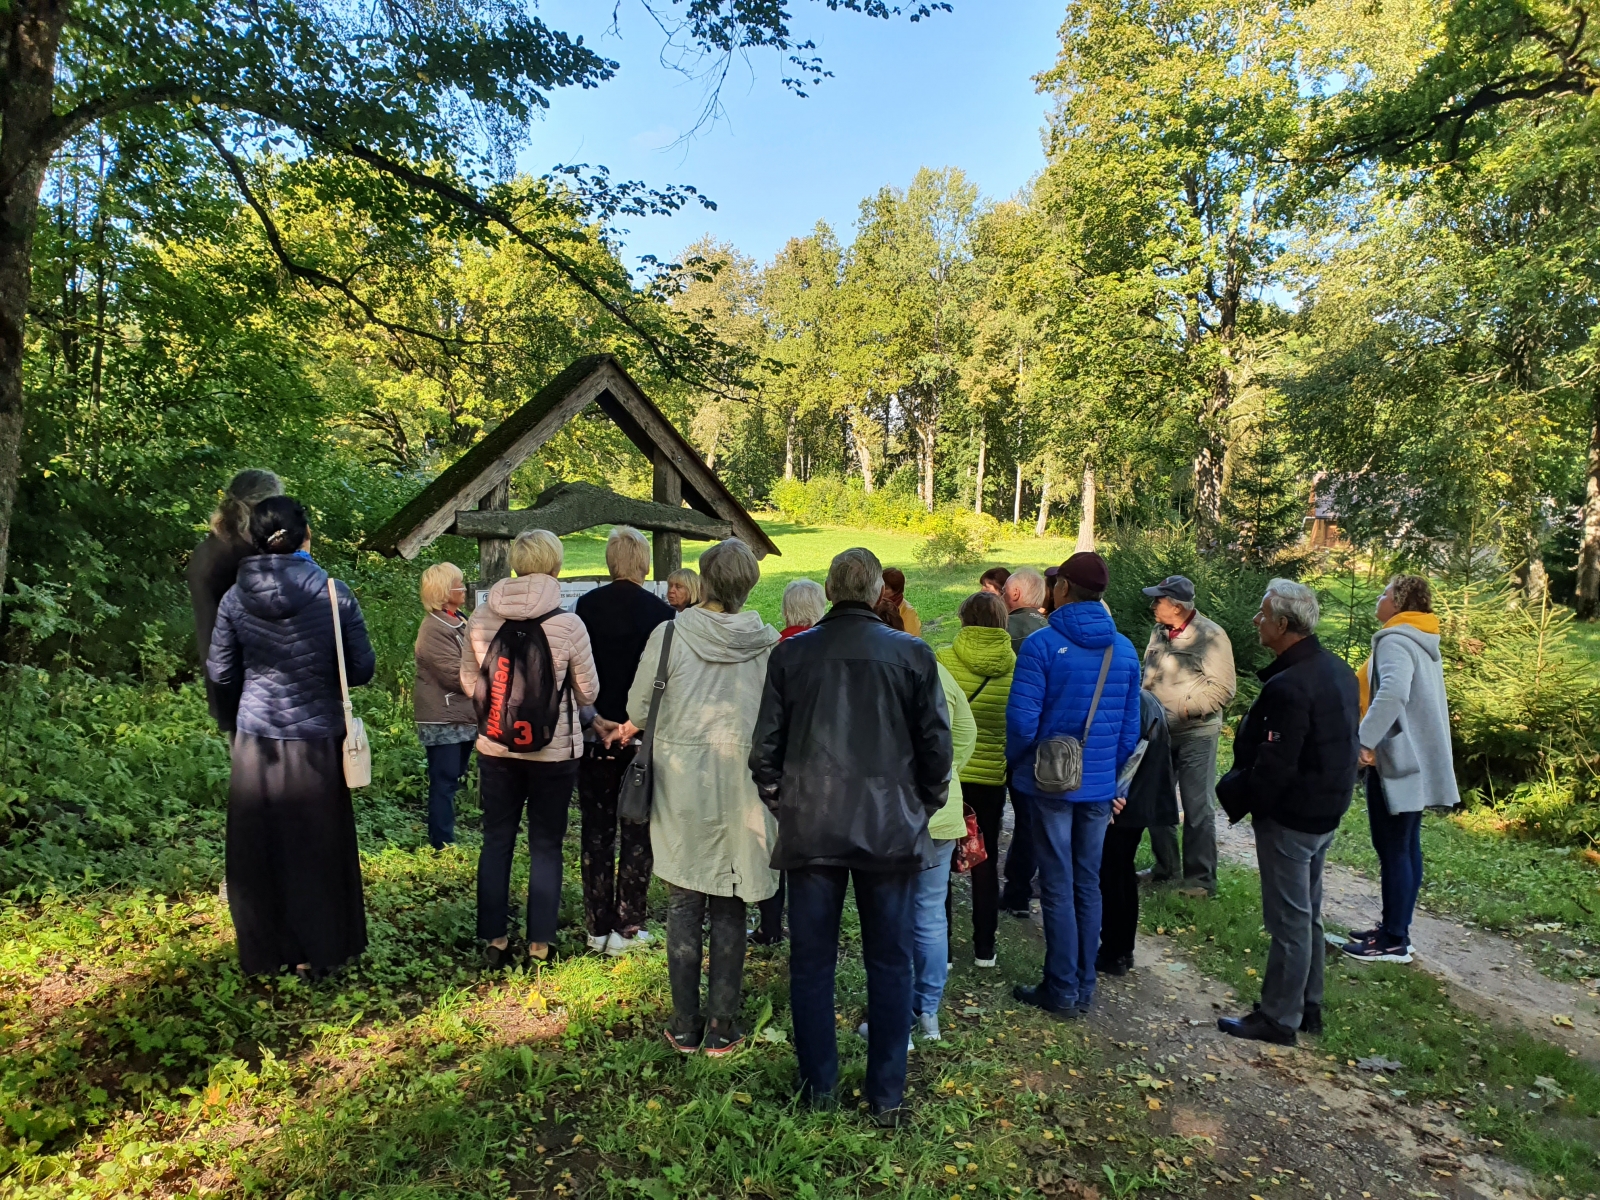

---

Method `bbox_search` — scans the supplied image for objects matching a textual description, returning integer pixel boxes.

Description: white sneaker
[630,929,654,945]
[918,1013,941,1041]
[974,956,997,969]
[587,933,609,953]
[604,931,637,956]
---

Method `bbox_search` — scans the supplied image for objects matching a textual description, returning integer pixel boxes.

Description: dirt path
[1214,818,1600,1064]
[1088,932,1537,1200]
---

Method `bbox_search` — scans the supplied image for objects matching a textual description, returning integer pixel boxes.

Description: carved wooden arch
[362,355,778,583]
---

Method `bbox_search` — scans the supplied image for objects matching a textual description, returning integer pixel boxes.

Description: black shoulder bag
[618,623,675,825]
[1032,646,1114,795]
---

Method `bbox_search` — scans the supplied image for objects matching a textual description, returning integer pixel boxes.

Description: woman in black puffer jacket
[207,496,375,979]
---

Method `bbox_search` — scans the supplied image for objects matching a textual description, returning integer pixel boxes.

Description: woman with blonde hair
[189,468,282,733]
[414,562,473,849]
[628,539,779,1054]
[666,567,700,611]
[462,529,599,968]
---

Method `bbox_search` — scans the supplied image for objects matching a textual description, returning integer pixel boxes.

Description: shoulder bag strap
[328,578,354,729]
[1081,645,1114,742]
[633,622,676,773]
[966,676,992,704]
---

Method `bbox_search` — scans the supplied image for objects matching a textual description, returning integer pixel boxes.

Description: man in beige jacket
[1140,575,1236,897]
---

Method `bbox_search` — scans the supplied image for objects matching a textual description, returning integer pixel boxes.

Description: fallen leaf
[1551,1014,1575,1028]
[1356,1056,1403,1072]
[759,1026,788,1044]
[732,1092,752,1104]
[1147,1097,1162,1110]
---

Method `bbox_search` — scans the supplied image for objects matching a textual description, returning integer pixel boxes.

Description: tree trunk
[973,432,986,515]
[1194,435,1225,536]
[920,417,936,512]
[1013,461,1023,527]
[1577,387,1600,620]
[1035,470,1051,537]
[1075,464,1096,553]
[853,408,874,493]
[0,0,67,603]
[784,413,795,480]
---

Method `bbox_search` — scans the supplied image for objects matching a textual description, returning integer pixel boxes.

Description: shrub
[915,510,1001,569]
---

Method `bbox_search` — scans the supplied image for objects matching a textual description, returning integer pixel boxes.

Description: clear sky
[519,0,1067,272]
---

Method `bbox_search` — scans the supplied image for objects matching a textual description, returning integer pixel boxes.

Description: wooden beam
[652,447,683,580]
[478,479,511,585]
[452,482,732,541]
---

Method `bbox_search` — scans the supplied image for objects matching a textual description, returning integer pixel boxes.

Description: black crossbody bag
[618,624,675,825]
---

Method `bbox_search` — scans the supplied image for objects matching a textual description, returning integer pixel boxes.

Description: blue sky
[519,0,1067,272]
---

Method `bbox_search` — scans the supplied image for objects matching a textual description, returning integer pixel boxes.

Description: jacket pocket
[1376,722,1421,779]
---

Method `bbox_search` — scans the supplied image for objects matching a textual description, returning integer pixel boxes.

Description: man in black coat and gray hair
[1215,579,1359,1045]
[750,546,953,1126]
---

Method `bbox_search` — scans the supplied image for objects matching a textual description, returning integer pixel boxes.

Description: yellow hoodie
[1357,611,1440,715]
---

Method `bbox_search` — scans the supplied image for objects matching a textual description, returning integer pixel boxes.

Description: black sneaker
[1095,954,1134,977]
[1341,935,1413,964]
[484,941,519,971]
[664,1026,703,1055]
[1013,983,1083,1020]
[1218,1010,1296,1045]
[702,1019,745,1058]
[870,1105,908,1128]
[750,926,785,946]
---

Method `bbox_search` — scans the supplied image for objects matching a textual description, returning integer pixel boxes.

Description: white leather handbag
[328,578,372,789]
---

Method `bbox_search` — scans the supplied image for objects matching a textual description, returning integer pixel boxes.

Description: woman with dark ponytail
[207,496,375,980]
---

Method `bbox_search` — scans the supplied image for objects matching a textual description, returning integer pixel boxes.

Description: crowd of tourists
[189,469,1461,1123]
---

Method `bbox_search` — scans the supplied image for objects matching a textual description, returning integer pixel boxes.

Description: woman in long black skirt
[207,495,375,978]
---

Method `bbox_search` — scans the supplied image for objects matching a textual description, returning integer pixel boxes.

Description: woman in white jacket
[1341,574,1459,964]
[627,538,779,1056]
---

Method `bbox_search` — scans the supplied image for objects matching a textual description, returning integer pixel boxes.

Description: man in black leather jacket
[1214,579,1359,1046]
[749,547,953,1124]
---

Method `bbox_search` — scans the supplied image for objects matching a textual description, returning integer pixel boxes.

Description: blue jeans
[913,840,955,1017]
[425,741,473,848]
[1028,796,1112,1009]
[788,866,916,1114]
[1367,771,1423,942]
[1000,788,1037,910]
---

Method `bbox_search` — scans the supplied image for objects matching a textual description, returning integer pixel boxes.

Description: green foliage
[1219,423,1308,568]
[914,510,1000,569]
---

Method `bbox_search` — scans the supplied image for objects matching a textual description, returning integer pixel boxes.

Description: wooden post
[478,478,511,587]
[652,447,682,580]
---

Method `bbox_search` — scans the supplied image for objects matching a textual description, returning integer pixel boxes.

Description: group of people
[189,467,1460,1121]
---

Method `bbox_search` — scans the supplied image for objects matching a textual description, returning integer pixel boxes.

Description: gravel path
[1214,815,1600,1064]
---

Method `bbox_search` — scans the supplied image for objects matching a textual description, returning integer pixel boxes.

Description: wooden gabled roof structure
[363,355,778,582]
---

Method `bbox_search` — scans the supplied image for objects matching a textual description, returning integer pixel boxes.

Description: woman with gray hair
[779,577,826,640]
[189,468,282,733]
[627,538,780,1055]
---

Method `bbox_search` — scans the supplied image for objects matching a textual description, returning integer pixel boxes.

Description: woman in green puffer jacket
[936,591,1016,968]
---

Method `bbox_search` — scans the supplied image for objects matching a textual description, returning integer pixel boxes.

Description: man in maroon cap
[1005,552,1143,1017]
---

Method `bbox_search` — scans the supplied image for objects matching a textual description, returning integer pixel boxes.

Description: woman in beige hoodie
[461,529,598,968]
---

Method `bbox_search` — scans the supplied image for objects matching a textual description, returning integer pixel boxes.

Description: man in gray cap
[1140,575,1236,897]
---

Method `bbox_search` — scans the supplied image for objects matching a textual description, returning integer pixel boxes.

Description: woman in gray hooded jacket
[1341,574,1458,964]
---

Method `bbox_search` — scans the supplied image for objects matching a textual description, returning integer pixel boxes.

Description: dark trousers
[476,757,576,944]
[666,884,747,1038]
[1367,771,1423,942]
[1031,797,1112,1009]
[1098,821,1143,962]
[788,867,916,1114]
[1000,787,1037,911]
[424,741,473,849]
[756,872,786,939]
[964,782,1007,957]
[1255,816,1334,1031]
[578,748,653,937]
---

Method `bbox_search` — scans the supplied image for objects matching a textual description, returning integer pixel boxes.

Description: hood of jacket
[951,625,1017,678]
[1047,600,1120,649]
[1373,612,1441,661]
[487,573,562,620]
[234,554,329,621]
[675,604,779,664]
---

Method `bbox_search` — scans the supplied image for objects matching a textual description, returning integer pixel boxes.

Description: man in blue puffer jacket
[1006,552,1142,1017]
